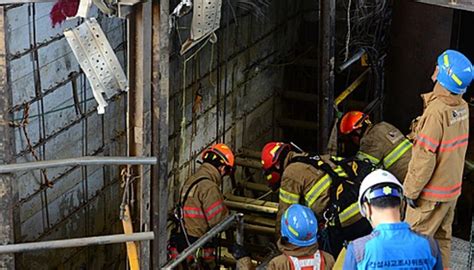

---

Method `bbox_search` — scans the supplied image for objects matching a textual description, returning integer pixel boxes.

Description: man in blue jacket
[342,169,443,269]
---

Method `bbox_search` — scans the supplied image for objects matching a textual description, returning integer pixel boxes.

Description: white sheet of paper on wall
[64,18,129,114]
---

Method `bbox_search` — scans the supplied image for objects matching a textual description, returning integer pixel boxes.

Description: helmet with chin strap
[261,142,291,190]
[436,50,474,95]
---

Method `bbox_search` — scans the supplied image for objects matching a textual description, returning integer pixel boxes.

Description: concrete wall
[167,0,302,202]
[2,0,302,268]
[5,3,127,269]
[385,0,454,131]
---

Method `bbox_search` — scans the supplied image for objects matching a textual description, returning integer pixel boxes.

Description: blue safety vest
[343,222,443,270]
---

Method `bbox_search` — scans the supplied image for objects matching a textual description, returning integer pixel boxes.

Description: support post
[129,1,152,268]
[0,6,15,268]
[151,0,170,268]
[318,0,336,153]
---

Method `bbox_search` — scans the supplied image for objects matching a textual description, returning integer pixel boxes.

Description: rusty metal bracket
[64,18,129,114]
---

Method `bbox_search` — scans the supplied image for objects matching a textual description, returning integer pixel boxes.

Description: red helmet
[202,143,235,168]
[339,111,369,135]
[261,142,290,187]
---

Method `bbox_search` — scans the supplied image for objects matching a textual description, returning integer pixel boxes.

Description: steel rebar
[244,215,275,227]
[225,194,279,208]
[241,182,271,193]
[244,224,275,235]
[337,48,365,73]
[0,156,157,174]
[238,148,261,159]
[235,157,262,169]
[0,232,154,254]
[224,201,277,214]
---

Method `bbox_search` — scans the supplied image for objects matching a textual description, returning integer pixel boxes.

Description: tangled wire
[338,0,392,65]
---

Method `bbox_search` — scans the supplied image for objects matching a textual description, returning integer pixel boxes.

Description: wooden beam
[151,0,170,268]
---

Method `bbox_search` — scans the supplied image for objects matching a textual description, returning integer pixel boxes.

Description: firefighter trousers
[406,198,457,268]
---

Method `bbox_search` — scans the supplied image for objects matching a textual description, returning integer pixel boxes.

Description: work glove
[407,198,417,209]
[229,243,249,260]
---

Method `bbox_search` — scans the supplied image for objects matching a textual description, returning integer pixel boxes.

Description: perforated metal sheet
[191,0,222,40]
[64,18,128,114]
[181,0,222,54]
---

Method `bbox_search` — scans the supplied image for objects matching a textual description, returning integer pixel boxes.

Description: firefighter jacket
[357,121,412,182]
[404,85,469,202]
[179,163,229,238]
[266,239,335,270]
[276,152,362,233]
[343,222,443,270]
[464,106,474,176]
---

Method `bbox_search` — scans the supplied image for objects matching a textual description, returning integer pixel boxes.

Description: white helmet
[358,169,404,217]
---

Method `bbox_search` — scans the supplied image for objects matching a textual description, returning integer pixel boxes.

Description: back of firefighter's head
[261,142,291,191]
[358,169,404,227]
[280,204,318,247]
[202,143,235,177]
[340,111,371,145]
[432,50,473,95]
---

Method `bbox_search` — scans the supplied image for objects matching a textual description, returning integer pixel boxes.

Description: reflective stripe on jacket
[356,121,412,182]
[180,163,229,238]
[404,86,469,201]
[276,152,362,234]
[287,250,324,270]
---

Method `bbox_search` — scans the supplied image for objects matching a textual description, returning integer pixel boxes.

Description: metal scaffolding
[162,213,244,270]
[0,232,154,254]
[0,156,157,173]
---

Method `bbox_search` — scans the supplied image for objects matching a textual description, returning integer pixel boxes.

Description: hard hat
[261,142,290,186]
[358,169,403,217]
[436,50,474,95]
[202,143,235,168]
[339,111,369,135]
[281,204,318,247]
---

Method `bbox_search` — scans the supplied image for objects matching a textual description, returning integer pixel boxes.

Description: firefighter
[340,169,443,269]
[233,204,335,270]
[170,143,235,268]
[404,49,473,267]
[260,142,373,256]
[339,111,412,182]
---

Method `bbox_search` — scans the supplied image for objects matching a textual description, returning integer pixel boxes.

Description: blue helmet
[436,50,474,95]
[280,204,318,247]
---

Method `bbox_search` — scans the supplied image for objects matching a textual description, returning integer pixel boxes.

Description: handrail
[0,156,157,173]
[162,213,244,270]
[0,232,154,254]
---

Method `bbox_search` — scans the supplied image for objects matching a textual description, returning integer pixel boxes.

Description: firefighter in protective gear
[340,111,412,182]
[261,142,372,256]
[170,143,234,268]
[340,170,443,269]
[404,49,472,267]
[235,204,335,270]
